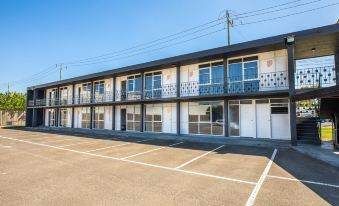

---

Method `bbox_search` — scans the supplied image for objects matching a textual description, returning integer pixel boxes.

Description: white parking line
[86,139,152,152]
[59,141,94,148]
[175,145,224,169]
[41,139,74,144]
[267,175,339,189]
[121,142,184,160]
[0,135,256,185]
[245,148,278,206]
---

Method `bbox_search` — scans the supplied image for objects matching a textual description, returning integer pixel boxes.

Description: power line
[235,0,322,19]
[61,17,226,65]
[233,0,302,17]
[236,2,339,26]
[65,21,226,66]
[67,28,226,67]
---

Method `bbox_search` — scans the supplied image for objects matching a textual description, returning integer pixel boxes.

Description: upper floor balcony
[27,66,337,107]
[180,70,289,96]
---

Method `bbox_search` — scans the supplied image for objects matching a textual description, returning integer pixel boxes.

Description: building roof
[28,23,339,90]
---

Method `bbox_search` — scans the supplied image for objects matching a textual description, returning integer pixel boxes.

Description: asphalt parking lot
[0,129,338,206]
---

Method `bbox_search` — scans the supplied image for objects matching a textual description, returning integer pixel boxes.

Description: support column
[32,89,37,127]
[141,72,144,100]
[90,106,93,129]
[176,101,180,135]
[176,65,181,135]
[112,105,115,130]
[224,100,228,137]
[71,83,75,128]
[223,57,228,94]
[287,39,297,146]
[335,50,339,85]
[140,103,144,132]
[112,76,116,130]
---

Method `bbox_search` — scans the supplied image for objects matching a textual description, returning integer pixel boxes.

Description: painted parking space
[0,129,339,205]
[127,142,222,168]
[92,139,180,158]
[63,137,147,151]
[179,145,274,183]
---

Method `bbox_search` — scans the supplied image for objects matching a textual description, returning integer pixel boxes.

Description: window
[145,104,162,132]
[81,107,91,129]
[60,109,68,127]
[145,72,162,99]
[127,75,141,100]
[49,89,57,106]
[198,62,224,95]
[60,87,68,105]
[228,56,259,93]
[48,109,55,126]
[126,105,141,131]
[81,83,92,103]
[94,81,105,102]
[93,107,104,129]
[188,101,223,135]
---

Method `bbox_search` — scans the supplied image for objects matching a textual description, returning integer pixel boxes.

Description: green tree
[0,92,26,111]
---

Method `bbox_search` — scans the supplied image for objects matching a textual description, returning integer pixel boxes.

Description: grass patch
[321,127,333,141]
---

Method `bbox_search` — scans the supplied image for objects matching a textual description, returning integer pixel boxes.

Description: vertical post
[112,76,116,130]
[176,102,180,135]
[176,65,180,98]
[141,72,144,100]
[112,76,116,102]
[140,72,144,132]
[335,50,339,85]
[224,100,228,137]
[90,106,93,129]
[32,89,37,127]
[140,103,144,132]
[176,65,181,135]
[71,83,75,128]
[223,57,228,94]
[287,38,297,146]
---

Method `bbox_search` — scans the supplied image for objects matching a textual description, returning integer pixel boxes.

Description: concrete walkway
[292,144,339,168]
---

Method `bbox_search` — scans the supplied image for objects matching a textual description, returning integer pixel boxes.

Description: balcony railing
[74,94,92,104]
[180,71,288,96]
[115,90,142,101]
[93,91,113,103]
[295,66,336,89]
[144,83,177,99]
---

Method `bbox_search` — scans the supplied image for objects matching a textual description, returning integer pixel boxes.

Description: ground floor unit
[42,98,291,140]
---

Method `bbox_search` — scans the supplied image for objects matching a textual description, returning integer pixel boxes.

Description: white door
[256,103,271,138]
[240,101,256,138]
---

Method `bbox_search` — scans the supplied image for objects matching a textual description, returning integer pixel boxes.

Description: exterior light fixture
[284,35,295,45]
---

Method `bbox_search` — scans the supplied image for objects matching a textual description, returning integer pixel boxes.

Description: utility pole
[7,83,9,93]
[226,10,233,46]
[57,64,66,81]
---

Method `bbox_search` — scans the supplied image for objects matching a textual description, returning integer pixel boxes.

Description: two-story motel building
[26,24,339,146]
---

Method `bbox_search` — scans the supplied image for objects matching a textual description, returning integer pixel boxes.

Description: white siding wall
[115,76,127,101]
[160,67,176,98]
[115,105,125,130]
[74,107,82,128]
[161,103,177,134]
[44,108,49,126]
[104,106,112,130]
[180,102,189,134]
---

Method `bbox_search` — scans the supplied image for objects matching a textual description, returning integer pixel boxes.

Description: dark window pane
[145,122,152,131]
[212,123,223,135]
[199,123,211,134]
[271,106,288,114]
[229,63,242,82]
[189,123,199,134]
[154,122,162,132]
[229,105,240,136]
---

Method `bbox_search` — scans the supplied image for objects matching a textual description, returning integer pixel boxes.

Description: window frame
[144,104,163,133]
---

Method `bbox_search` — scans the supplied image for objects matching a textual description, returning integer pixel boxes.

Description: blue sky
[0,0,338,92]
